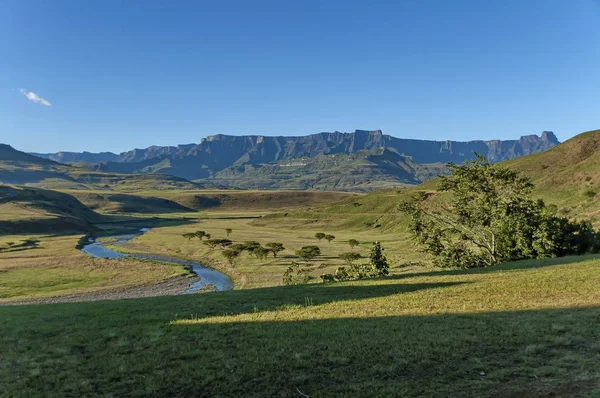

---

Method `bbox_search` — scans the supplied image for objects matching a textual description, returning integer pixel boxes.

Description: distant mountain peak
[541,131,559,144]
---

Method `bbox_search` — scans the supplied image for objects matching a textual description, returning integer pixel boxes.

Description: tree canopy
[399,154,600,268]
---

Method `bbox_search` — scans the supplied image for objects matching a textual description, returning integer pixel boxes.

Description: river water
[81,228,234,293]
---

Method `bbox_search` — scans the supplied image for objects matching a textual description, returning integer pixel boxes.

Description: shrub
[314,232,326,241]
[296,245,321,261]
[265,242,285,257]
[348,239,359,249]
[339,252,361,265]
[324,234,336,243]
[221,249,241,266]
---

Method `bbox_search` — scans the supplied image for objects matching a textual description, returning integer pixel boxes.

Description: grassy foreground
[1,255,600,397]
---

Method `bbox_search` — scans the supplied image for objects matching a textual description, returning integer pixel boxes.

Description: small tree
[225,228,233,237]
[203,239,219,249]
[265,242,285,257]
[370,241,389,276]
[216,239,233,248]
[348,239,359,249]
[339,252,361,266]
[314,232,326,241]
[282,261,310,285]
[230,243,247,253]
[250,246,270,260]
[194,231,207,240]
[204,233,212,240]
[296,245,321,261]
[324,234,336,243]
[182,233,196,241]
[222,249,241,266]
[243,241,261,251]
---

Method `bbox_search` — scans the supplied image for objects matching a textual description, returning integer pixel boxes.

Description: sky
[1,0,599,153]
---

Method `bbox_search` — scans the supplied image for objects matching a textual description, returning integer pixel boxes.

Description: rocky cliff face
[30,130,559,183]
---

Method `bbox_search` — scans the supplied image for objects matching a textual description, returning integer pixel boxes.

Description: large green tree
[400,154,599,268]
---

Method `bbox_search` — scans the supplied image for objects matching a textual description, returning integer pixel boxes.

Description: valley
[0,129,599,396]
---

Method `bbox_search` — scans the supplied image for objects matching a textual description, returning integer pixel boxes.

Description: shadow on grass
[389,254,600,281]
[1,299,598,397]
[0,239,40,253]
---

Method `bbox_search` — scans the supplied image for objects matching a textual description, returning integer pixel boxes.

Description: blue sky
[1,0,599,153]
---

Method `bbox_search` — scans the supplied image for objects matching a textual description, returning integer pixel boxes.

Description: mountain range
[28,130,559,191]
[0,129,559,191]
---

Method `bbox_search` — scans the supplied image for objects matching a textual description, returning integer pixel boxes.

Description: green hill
[0,144,200,191]
[210,148,446,191]
[0,185,104,234]
[504,128,600,220]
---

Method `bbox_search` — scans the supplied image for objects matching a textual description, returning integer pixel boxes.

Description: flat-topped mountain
[30,130,559,191]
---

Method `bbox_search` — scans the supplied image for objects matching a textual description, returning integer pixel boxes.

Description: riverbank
[1,274,201,306]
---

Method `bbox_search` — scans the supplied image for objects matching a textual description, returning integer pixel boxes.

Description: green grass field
[1,255,599,396]
[0,233,192,302]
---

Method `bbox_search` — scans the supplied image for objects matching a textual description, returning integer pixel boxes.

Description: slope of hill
[210,148,446,191]
[0,185,105,233]
[504,128,600,220]
[32,130,559,190]
[0,144,199,191]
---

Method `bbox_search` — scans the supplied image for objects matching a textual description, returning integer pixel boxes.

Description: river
[81,228,234,293]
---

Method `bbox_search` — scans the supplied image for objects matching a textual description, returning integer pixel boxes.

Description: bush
[296,245,321,261]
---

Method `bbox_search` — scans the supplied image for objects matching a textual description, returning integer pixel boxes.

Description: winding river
[81,228,234,293]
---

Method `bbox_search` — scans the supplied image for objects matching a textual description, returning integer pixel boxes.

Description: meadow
[1,255,599,396]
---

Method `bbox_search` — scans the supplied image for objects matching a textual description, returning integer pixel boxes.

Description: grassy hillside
[1,255,599,396]
[0,185,105,234]
[0,144,199,191]
[209,148,445,192]
[504,128,600,221]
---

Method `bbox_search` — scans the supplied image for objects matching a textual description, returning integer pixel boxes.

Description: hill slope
[32,130,559,190]
[0,144,199,191]
[0,185,104,233]
[503,128,600,219]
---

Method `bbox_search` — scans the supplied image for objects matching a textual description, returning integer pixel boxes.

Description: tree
[324,234,335,243]
[265,242,285,257]
[225,228,233,237]
[221,248,241,266]
[399,154,600,268]
[230,244,247,253]
[254,246,271,260]
[243,241,261,251]
[217,239,233,248]
[194,231,207,240]
[282,261,310,285]
[204,233,212,240]
[339,252,361,265]
[348,239,359,249]
[182,233,196,240]
[314,232,326,241]
[203,239,219,249]
[296,245,321,261]
[206,238,232,249]
[369,241,389,276]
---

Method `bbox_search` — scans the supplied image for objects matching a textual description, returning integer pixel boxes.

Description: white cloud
[20,89,52,107]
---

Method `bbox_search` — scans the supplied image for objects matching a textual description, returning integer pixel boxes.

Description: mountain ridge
[31,130,559,184]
